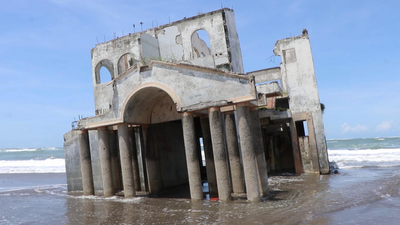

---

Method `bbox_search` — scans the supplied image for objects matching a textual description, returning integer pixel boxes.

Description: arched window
[191,30,211,58]
[100,67,112,83]
[95,59,114,84]
[118,53,135,75]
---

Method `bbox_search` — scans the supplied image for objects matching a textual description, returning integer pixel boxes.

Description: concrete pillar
[135,127,147,191]
[209,107,232,201]
[236,104,261,202]
[98,127,114,197]
[224,112,245,194]
[118,124,136,198]
[129,128,141,191]
[182,112,203,201]
[144,125,162,194]
[289,120,304,174]
[78,130,94,196]
[199,117,218,198]
[109,130,122,191]
[250,108,269,197]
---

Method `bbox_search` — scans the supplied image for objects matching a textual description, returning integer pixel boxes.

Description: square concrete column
[182,112,203,201]
[134,127,148,191]
[98,127,114,197]
[78,130,95,196]
[224,112,246,194]
[108,130,122,191]
[200,117,218,198]
[250,108,269,197]
[236,103,261,202]
[143,125,162,194]
[118,124,136,198]
[128,128,141,192]
[209,107,232,201]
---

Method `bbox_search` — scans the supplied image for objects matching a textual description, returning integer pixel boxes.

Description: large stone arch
[121,82,182,124]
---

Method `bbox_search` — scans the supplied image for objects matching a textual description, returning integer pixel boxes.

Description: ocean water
[1,137,400,224]
[0,147,65,174]
[327,136,400,169]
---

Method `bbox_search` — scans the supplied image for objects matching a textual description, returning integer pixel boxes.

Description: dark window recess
[295,120,307,137]
[276,97,289,109]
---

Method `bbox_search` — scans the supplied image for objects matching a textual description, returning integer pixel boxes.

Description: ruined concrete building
[63,8,329,202]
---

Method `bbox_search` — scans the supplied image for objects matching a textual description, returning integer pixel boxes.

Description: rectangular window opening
[295,120,308,137]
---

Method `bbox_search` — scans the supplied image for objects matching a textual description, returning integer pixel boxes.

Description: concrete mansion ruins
[63,8,329,202]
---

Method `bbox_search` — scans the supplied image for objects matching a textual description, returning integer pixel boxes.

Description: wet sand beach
[1,167,400,224]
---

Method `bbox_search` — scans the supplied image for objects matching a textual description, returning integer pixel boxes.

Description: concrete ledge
[248,67,281,84]
[259,109,292,120]
[256,82,282,97]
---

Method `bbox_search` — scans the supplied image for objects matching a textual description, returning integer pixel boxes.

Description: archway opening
[191,30,211,58]
[95,59,114,84]
[99,67,112,83]
[123,87,192,198]
[118,53,135,75]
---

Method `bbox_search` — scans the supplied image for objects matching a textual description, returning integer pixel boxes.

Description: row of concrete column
[182,103,269,202]
[78,103,269,202]
[78,124,140,198]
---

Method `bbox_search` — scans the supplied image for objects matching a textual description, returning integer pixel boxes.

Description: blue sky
[0,0,399,148]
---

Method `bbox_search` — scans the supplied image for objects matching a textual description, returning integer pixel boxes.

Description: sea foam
[0,158,65,173]
[328,148,400,169]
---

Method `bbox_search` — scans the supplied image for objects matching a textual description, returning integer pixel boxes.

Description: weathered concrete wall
[90,9,244,116]
[63,130,83,191]
[248,67,281,85]
[148,120,189,189]
[79,62,255,128]
[274,33,329,174]
[224,10,244,73]
[140,33,161,63]
[299,136,314,173]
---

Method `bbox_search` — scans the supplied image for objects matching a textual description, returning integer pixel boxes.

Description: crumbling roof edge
[92,8,233,49]
[246,67,280,75]
[275,30,309,46]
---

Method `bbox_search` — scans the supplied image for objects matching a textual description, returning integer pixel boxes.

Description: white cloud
[376,121,394,132]
[341,123,369,133]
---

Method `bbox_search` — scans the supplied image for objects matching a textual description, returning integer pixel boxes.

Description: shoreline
[1,168,400,224]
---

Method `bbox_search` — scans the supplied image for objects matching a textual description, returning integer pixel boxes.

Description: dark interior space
[262,120,296,175]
